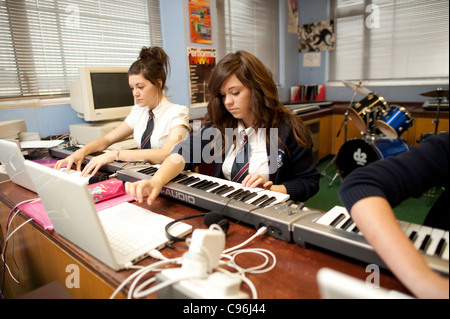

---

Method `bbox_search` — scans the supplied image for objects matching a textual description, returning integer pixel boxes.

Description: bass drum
[336,137,409,179]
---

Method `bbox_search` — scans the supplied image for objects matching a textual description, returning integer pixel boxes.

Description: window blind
[217,0,280,83]
[0,0,162,99]
[329,0,449,84]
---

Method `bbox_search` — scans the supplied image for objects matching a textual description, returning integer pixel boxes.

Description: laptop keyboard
[97,203,170,256]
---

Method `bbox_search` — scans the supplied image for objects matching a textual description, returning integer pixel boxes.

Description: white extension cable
[110,224,276,299]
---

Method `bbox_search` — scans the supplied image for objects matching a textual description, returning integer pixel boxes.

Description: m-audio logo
[161,188,196,205]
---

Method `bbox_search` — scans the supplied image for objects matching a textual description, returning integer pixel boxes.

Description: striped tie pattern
[231,130,250,183]
[141,109,154,149]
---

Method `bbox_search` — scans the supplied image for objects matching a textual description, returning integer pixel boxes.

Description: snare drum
[349,93,388,132]
[376,105,414,139]
[336,137,409,178]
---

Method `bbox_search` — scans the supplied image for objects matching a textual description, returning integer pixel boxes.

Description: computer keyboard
[107,138,137,151]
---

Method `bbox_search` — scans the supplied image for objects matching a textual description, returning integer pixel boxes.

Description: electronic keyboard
[116,165,307,242]
[292,206,449,276]
[49,145,143,174]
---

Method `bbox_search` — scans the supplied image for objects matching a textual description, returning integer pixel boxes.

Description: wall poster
[188,0,212,44]
[188,47,216,108]
[288,0,299,34]
[298,20,335,52]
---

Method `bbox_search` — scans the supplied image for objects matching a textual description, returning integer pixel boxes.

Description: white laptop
[24,160,192,271]
[0,139,37,192]
[0,139,96,192]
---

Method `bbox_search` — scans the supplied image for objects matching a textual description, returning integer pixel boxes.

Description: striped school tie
[141,109,154,149]
[231,130,250,183]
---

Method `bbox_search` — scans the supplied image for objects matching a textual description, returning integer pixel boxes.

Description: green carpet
[304,156,438,225]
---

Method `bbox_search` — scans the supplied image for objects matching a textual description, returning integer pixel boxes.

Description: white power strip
[155,268,249,299]
[155,227,249,299]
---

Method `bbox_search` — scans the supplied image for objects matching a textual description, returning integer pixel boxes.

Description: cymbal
[343,81,371,96]
[420,88,449,98]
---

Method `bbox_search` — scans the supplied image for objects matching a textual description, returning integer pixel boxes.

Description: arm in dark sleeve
[171,125,221,172]
[275,132,320,202]
[338,132,449,213]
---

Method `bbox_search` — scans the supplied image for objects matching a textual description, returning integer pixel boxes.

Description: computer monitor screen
[90,73,133,110]
[71,66,134,122]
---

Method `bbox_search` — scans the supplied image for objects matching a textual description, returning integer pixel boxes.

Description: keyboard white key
[442,231,449,261]
[58,168,92,184]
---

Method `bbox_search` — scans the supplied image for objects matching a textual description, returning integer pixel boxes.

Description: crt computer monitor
[70,66,134,122]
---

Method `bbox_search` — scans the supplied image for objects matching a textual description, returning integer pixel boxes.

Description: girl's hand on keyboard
[54,149,86,173]
[241,173,273,190]
[81,151,115,176]
[125,179,163,206]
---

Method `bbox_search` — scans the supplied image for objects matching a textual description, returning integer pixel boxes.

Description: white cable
[226,248,277,274]
[109,257,182,299]
[1,199,39,284]
[223,226,267,254]
[148,249,169,261]
[1,253,19,284]
[4,218,33,244]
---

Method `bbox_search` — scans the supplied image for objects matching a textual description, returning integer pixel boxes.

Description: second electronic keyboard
[49,145,143,174]
[292,206,449,276]
[117,165,308,242]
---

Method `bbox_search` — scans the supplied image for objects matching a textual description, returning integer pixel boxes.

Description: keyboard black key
[409,231,418,243]
[216,186,234,195]
[435,238,447,257]
[226,189,244,199]
[258,196,277,207]
[330,214,345,227]
[190,179,210,189]
[202,182,219,191]
[251,195,268,206]
[340,218,354,230]
[419,234,431,252]
[241,192,258,202]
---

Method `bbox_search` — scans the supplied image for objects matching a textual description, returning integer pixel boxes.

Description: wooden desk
[0,179,411,300]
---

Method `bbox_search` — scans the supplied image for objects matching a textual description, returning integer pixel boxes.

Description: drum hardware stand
[321,91,357,187]
[419,88,449,203]
[433,89,443,135]
[420,87,448,135]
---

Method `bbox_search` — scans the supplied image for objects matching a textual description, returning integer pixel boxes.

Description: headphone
[88,173,110,185]
[165,211,230,242]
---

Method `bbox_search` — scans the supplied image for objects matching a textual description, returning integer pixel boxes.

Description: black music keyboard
[49,145,138,174]
[116,165,310,242]
[292,206,449,276]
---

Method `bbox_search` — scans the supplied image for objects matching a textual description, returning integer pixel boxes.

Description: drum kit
[322,81,448,187]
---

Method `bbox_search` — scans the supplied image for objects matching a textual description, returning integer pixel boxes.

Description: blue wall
[0,104,84,138]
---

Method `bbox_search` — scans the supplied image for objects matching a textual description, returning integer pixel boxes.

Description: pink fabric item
[18,179,134,231]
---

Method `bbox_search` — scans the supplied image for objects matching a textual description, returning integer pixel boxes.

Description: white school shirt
[222,123,270,181]
[125,97,189,149]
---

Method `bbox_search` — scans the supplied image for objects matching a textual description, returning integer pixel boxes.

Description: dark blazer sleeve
[171,125,220,173]
[338,131,449,212]
[273,126,320,202]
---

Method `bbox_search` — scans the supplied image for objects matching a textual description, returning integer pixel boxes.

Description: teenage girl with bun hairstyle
[55,47,190,176]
